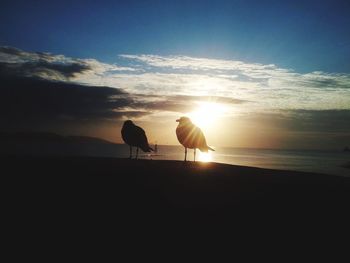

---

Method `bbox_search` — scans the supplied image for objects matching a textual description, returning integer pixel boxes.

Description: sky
[0,0,350,149]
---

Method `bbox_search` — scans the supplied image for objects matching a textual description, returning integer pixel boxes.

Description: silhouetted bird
[176,117,214,161]
[121,120,153,159]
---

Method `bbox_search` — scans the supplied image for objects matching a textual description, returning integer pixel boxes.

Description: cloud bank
[1,46,349,148]
[118,54,350,111]
[2,46,349,115]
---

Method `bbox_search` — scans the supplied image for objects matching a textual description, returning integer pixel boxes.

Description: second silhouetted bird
[176,116,214,161]
[121,120,153,159]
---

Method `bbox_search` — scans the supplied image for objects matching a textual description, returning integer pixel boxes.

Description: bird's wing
[121,125,132,144]
[134,125,153,152]
[194,126,214,152]
[194,126,207,147]
[133,126,145,143]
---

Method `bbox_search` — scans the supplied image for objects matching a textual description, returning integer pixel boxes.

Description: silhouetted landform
[344,146,350,152]
[0,131,120,157]
[0,131,113,144]
[344,162,350,168]
[4,155,349,229]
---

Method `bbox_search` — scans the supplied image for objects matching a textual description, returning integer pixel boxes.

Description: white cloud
[2,46,350,147]
[0,46,137,82]
[2,47,350,114]
[116,54,350,112]
[119,54,277,72]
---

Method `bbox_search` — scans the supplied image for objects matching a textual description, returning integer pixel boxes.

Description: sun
[185,101,225,163]
[188,102,226,130]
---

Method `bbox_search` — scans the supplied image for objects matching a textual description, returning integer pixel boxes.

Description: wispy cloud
[1,46,349,147]
[117,54,350,111]
[0,47,247,130]
[0,46,136,81]
[119,54,279,73]
[3,46,349,114]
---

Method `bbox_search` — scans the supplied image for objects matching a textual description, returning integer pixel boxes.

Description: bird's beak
[176,119,180,122]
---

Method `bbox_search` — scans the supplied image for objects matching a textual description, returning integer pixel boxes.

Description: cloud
[0,60,90,80]
[285,109,350,133]
[0,46,91,80]
[1,46,349,147]
[3,47,349,114]
[0,50,246,131]
[119,54,278,73]
[0,46,136,82]
[130,94,246,113]
[241,109,350,133]
[0,72,153,131]
[118,54,350,111]
[221,109,350,149]
[1,59,247,130]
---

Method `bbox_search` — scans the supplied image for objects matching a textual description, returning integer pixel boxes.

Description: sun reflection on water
[198,151,212,162]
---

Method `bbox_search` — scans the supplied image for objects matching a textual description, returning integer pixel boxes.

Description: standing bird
[121,120,153,159]
[176,117,214,162]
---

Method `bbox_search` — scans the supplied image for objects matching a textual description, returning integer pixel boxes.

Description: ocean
[138,145,350,177]
[2,140,349,177]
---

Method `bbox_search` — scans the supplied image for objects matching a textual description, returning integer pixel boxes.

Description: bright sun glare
[198,151,212,162]
[187,102,226,162]
[188,102,226,130]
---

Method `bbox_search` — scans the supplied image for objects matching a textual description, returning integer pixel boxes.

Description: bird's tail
[207,146,215,151]
[200,146,215,152]
[140,145,154,152]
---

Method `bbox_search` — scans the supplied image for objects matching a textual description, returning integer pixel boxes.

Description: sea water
[2,141,349,177]
[137,145,350,177]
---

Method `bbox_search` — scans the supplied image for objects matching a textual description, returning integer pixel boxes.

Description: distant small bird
[121,120,153,159]
[176,117,214,161]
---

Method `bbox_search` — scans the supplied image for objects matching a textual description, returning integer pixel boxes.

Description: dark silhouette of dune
[0,131,113,144]
[0,131,118,157]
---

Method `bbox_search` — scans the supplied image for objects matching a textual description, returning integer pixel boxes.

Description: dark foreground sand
[3,155,350,234]
[344,161,350,168]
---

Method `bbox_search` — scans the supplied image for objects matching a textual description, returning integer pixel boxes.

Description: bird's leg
[194,148,196,162]
[184,147,187,161]
[129,146,132,159]
[136,147,139,160]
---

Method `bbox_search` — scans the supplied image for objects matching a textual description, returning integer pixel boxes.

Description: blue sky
[0,1,350,149]
[1,0,350,73]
